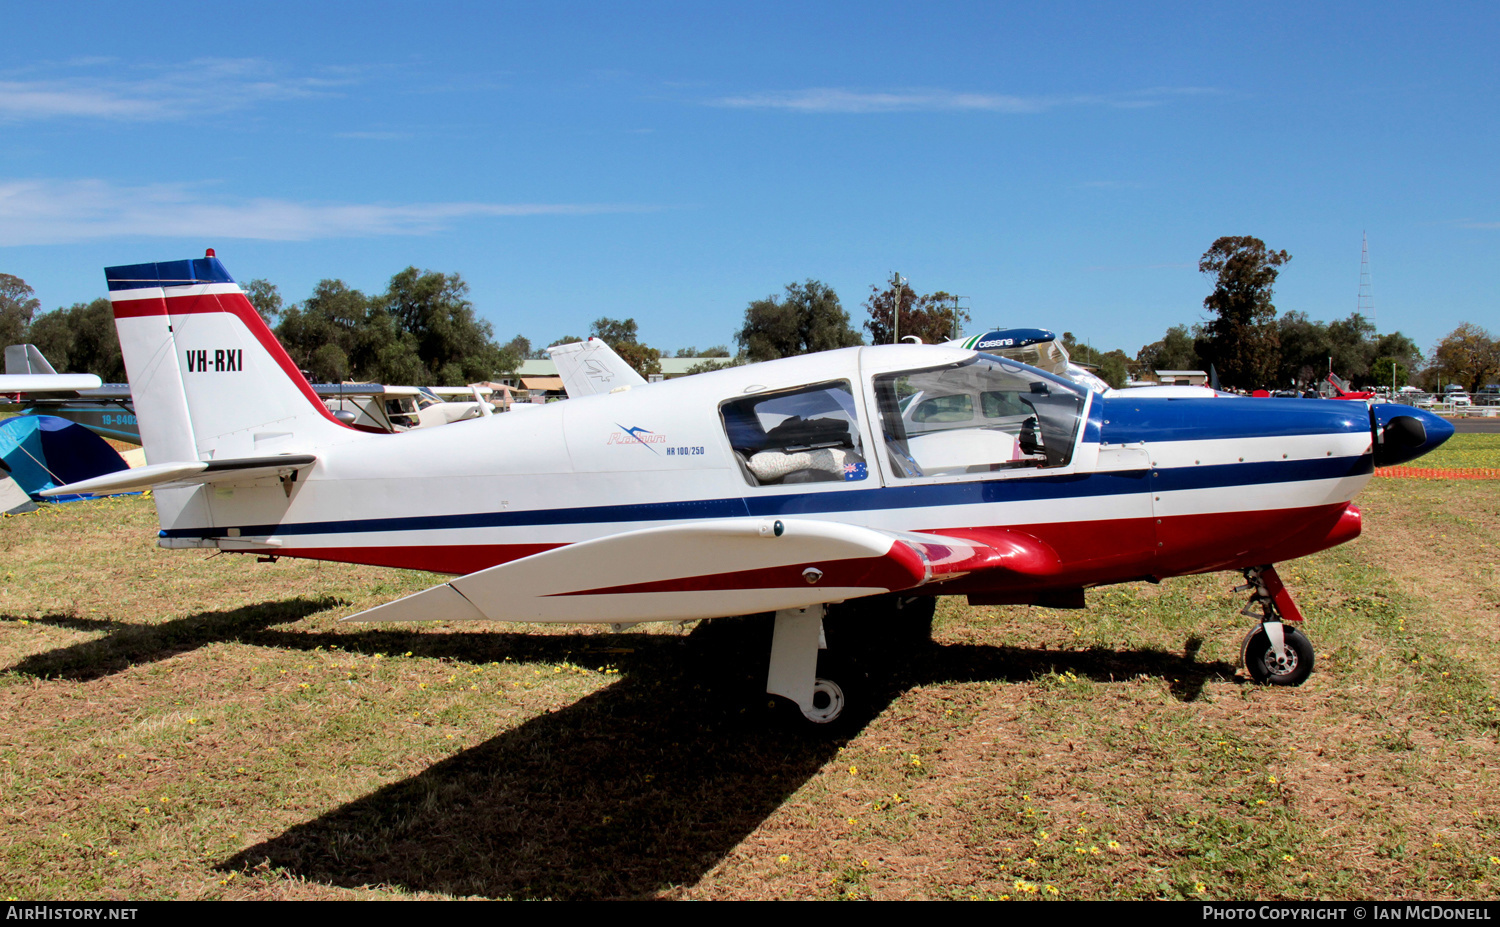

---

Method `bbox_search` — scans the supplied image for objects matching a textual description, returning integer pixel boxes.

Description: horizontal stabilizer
[0,374,104,393]
[345,518,1001,625]
[40,454,315,497]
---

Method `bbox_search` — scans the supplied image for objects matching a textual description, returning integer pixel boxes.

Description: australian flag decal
[844,461,867,481]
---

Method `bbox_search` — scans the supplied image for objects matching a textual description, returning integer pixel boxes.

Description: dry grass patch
[3,489,1500,900]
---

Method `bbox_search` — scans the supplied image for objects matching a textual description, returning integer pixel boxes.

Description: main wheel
[801,678,846,724]
[1242,624,1315,686]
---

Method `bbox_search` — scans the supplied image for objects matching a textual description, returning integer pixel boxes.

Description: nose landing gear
[1236,564,1315,686]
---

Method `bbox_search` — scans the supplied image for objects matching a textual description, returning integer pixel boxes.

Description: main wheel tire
[801,678,846,724]
[1242,624,1315,686]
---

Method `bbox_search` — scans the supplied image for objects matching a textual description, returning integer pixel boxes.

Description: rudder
[106,250,362,465]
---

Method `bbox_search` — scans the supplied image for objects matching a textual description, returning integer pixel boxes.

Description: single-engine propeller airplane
[44,252,1455,723]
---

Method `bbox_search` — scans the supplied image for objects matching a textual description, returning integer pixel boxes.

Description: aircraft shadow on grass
[5,599,1238,900]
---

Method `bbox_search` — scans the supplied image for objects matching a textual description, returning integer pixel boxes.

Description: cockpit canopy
[873,355,1086,477]
[717,351,1087,486]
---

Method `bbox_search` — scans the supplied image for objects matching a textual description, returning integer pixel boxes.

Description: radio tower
[1357,232,1375,333]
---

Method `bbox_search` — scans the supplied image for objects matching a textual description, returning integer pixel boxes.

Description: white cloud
[710,86,1214,114]
[0,59,345,123]
[0,179,656,244]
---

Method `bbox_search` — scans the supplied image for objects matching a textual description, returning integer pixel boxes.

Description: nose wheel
[1242,623,1315,686]
[1236,564,1315,686]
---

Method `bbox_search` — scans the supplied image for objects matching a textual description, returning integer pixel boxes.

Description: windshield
[873,356,1086,478]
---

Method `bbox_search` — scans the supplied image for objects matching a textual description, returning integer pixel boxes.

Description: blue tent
[0,415,130,502]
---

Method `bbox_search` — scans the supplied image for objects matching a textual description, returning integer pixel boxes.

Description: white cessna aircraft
[45,252,1454,723]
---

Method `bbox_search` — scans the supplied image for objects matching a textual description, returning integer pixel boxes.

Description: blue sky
[3,1,1495,358]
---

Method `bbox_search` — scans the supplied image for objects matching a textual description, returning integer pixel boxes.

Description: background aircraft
[4,343,503,441]
[44,253,1454,724]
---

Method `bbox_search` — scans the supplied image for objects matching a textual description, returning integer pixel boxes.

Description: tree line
[4,248,1495,392]
[1135,236,1497,392]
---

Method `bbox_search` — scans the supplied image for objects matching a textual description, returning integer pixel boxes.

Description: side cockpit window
[875,356,1086,478]
[720,380,868,486]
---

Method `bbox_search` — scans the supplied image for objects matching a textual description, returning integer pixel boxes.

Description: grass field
[3,478,1499,901]
[1410,433,1500,470]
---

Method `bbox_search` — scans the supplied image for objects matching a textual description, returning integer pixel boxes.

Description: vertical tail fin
[547,338,649,398]
[3,344,59,376]
[106,251,362,465]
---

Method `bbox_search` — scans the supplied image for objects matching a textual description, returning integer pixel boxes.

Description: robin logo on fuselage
[608,424,666,452]
[185,349,243,373]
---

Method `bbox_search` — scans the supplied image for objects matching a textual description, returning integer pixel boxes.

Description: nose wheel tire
[801,678,846,723]
[1242,624,1315,686]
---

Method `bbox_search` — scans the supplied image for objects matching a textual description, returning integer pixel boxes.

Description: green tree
[535,336,584,358]
[1096,350,1131,389]
[24,298,125,381]
[1136,324,1202,374]
[1,273,40,350]
[1194,236,1289,390]
[276,280,381,382]
[737,280,862,362]
[675,345,731,358]
[589,316,662,377]
[863,274,970,345]
[589,317,639,347]
[1275,311,1332,388]
[243,279,284,326]
[502,335,531,360]
[1374,331,1421,383]
[1427,323,1499,393]
[1370,357,1409,390]
[380,268,514,385]
[1327,313,1377,382]
[1058,334,1131,389]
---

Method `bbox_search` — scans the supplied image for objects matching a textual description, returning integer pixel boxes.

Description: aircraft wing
[547,339,649,398]
[344,518,1061,624]
[38,454,316,497]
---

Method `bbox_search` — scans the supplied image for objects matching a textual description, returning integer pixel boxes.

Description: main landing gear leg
[1235,564,1315,686]
[767,604,845,724]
